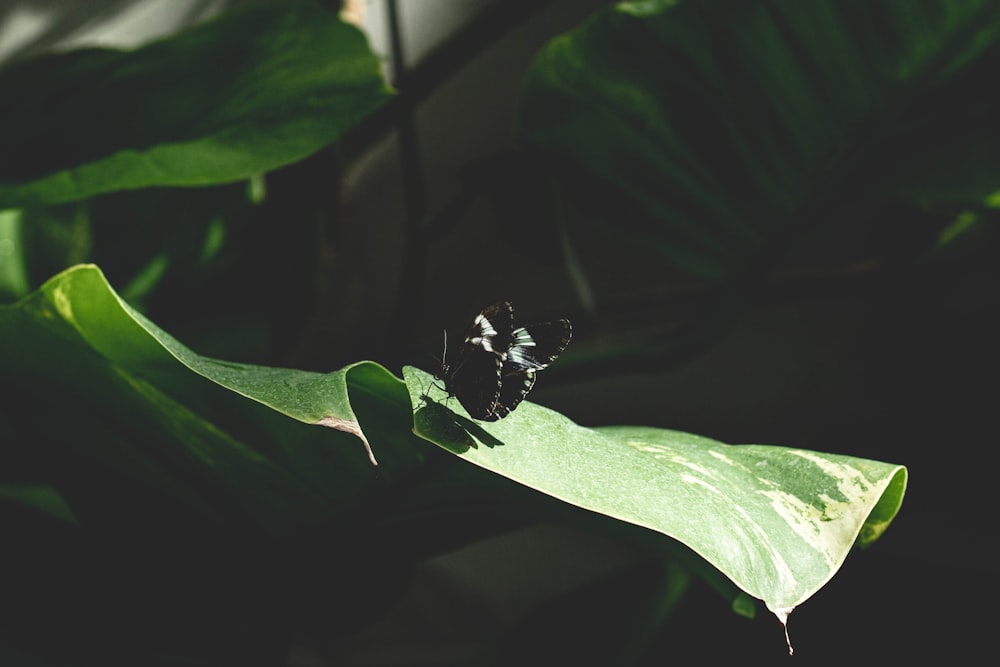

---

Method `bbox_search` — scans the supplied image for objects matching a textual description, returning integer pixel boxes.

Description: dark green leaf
[0,1,391,207]
[0,483,78,524]
[517,0,1000,278]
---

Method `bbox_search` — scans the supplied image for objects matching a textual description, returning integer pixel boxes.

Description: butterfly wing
[492,369,537,420]
[463,301,514,355]
[446,346,503,420]
[441,303,571,422]
[492,319,572,417]
[441,302,514,421]
[505,319,572,371]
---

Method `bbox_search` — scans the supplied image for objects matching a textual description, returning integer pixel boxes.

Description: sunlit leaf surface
[405,366,906,616]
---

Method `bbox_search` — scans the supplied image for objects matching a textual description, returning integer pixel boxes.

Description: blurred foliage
[515,0,1000,378]
[0,0,389,206]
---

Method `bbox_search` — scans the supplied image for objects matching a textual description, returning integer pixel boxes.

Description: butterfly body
[438,302,571,421]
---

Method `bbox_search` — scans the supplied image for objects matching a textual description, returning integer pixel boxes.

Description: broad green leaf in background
[404,366,906,639]
[0,264,419,532]
[0,208,29,300]
[517,0,1000,279]
[0,483,77,524]
[0,0,391,207]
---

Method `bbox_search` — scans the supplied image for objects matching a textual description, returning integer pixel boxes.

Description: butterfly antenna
[425,329,448,367]
[428,328,449,395]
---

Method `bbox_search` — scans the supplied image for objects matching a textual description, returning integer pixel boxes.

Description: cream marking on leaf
[628,442,678,459]
[676,459,722,482]
[759,451,883,568]
[708,449,763,480]
[628,439,811,610]
[707,449,739,468]
[676,468,801,599]
[800,451,876,497]
[731,503,798,592]
[679,473,721,494]
[759,489,837,564]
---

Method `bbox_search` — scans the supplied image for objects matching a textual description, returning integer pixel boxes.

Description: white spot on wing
[511,328,536,346]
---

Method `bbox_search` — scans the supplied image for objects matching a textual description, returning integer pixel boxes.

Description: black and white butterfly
[436,301,571,421]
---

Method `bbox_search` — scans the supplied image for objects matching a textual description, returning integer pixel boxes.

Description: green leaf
[517,0,1000,278]
[0,208,30,300]
[0,483,78,524]
[0,1,391,207]
[9,264,391,460]
[1,264,419,532]
[404,365,906,619]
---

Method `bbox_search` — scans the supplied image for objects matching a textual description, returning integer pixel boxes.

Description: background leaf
[517,0,1000,282]
[0,0,391,207]
[0,483,77,524]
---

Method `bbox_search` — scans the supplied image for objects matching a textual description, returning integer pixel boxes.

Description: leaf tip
[316,416,378,466]
[773,606,796,656]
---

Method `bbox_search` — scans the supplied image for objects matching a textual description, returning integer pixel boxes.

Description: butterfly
[436,301,571,421]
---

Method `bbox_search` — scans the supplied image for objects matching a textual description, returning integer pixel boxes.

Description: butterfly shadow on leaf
[414,396,505,454]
